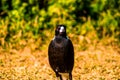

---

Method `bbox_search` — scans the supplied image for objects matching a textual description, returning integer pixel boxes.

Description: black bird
[48,25,74,80]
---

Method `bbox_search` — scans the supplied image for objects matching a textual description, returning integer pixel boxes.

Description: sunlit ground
[0,40,120,80]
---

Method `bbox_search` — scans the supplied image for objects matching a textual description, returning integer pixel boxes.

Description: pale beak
[60,26,65,33]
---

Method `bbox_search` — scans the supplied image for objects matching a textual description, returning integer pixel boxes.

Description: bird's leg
[69,72,72,80]
[56,72,62,80]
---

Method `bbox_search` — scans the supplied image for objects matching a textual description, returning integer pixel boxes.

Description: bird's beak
[59,26,65,33]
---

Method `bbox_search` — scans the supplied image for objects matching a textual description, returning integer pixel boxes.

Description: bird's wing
[48,40,55,70]
[65,39,74,71]
[48,40,54,63]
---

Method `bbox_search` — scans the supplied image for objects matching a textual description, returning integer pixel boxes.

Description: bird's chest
[51,38,68,59]
[53,46,65,57]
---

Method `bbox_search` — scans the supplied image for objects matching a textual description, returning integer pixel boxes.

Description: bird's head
[55,25,66,37]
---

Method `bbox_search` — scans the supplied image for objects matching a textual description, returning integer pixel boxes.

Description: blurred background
[0,0,120,80]
[0,0,120,50]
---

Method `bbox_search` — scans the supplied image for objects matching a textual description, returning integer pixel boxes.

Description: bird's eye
[58,28,60,30]
[57,27,60,31]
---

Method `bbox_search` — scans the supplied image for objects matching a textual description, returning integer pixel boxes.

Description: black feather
[48,25,74,80]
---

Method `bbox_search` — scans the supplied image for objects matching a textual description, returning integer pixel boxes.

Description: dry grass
[0,42,120,80]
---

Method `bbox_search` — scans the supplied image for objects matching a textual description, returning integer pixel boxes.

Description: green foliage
[0,0,120,50]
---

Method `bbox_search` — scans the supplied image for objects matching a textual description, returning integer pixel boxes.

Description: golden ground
[0,43,120,80]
